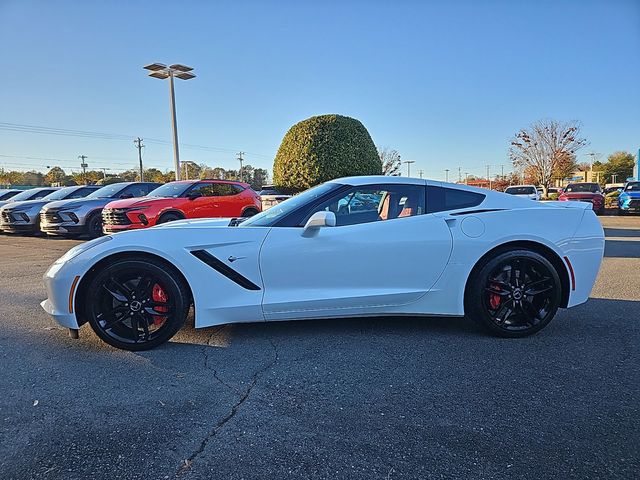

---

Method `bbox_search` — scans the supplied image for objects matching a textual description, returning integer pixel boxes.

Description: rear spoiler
[541,201,593,210]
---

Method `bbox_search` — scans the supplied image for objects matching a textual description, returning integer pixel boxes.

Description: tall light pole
[144,63,196,181]
[444,169,450,182]
[403,160,415,177]
[79,155,88,184]
[237,152,245,182]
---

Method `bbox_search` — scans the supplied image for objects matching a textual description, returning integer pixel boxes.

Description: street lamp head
[175,71,196,80]
[148,71,170,79]
[143,63,167,71]
[169,64,194,72]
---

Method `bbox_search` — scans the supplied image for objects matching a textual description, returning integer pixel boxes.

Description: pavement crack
[201,328,237,394]
[177,336,279,476]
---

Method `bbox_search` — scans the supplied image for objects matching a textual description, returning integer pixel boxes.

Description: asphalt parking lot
[1,216,639,480]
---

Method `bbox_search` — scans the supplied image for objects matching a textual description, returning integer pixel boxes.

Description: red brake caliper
[151,284,168,325]
[489,281,502,310]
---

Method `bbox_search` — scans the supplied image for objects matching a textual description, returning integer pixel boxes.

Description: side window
[426,186,485,213]
[122,184,153,198]
[304,184,425,227]
[33,189,54,200]
[67,187,95,199]
[188,183,217,197]
[210,183,242,196]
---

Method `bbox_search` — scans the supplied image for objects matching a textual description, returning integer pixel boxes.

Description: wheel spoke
[103,279,130,302]
[98,306,129,328]
[524,277,553,296]
[138,313,150,341]
[144,304,173,315]
[130,314,139,343]
[521,300,541,322]
[134,277,154,300]
[490,299,514,324]
[484,286,511,296]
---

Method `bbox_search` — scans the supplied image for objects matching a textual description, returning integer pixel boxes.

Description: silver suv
[1,185,100,234]
[40,182,160,238]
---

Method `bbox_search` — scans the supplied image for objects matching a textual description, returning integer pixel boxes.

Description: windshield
[241,183,340,227]
[505,186,535,195]
[147,182,192,198]
[41,186,78,201]
[87,183,127,199]
[9,189,48,201]
[0,191,19,201]
[624,182,640,192]
[565,183,600,193]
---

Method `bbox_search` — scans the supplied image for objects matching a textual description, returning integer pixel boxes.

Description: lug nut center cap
[130,300,142,312]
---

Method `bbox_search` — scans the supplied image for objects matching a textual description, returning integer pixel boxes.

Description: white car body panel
[42,176,605,333]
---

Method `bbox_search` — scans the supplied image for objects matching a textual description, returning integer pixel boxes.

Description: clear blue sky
[1,0,638,181]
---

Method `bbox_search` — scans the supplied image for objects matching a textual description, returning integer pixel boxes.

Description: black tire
[157,212,182,224]
[242,208,259,217]
[86,213,104,239]
[618,208,626,216]
[465,249,562,338]
[84,258,190,351]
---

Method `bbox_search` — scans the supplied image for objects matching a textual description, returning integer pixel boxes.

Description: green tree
[44,166,67,185]
[601,151,635,183]
[273,114,382,192]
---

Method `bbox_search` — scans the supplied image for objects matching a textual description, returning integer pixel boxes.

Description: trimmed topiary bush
[273,114,382,192]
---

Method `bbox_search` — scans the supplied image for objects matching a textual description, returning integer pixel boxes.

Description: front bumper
[103,222,147,233]
[619,198,640,211]
[41,262,81,329]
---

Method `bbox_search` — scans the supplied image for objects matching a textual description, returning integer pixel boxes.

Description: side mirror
[187,191,203,200]
[302,211,336,237]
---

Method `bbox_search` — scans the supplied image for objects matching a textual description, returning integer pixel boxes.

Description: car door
[259,183,453,320]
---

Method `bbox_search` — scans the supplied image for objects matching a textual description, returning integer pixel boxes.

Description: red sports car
[558,182,604,215]
[102,180,261,233]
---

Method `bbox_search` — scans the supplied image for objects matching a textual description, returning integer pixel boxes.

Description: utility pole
[444,169,450,182]
[465,172,469,185]
[587,152,599,183]
[486,165,491,190]
[403,160,415,177]
[237,152,245,182]
[79,155,88,184]
[134,137,144,181]
[100,168,107,180]
[458,166,462,183]
[501,164,505,181]
[418,169,424,179]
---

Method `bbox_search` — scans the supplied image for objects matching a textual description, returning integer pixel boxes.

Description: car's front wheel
[465,249,562,337]
[84,258,190,350]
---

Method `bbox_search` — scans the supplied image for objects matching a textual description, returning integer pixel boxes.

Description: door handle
[228,255,246,263]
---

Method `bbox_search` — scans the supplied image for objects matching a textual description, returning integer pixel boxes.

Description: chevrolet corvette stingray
[42,176,605,350]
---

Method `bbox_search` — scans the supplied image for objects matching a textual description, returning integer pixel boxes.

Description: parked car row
[0,180,263,238]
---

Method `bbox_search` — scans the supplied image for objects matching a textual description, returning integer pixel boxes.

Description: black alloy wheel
[86,213,104,239]
[466,249,561,337]
[85,258,190,350]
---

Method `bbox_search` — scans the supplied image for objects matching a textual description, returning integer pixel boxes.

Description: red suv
[558,182,605,215]
[102,180,261,233]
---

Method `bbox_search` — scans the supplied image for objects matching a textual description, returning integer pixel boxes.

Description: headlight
[57,236,112,263]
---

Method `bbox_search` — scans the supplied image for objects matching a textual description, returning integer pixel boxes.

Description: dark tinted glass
[122,183,159,198]
[427,186,485,213]
[0,191,19,200]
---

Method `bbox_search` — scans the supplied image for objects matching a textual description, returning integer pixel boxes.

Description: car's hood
[43,197,113,210]
[105,197,162,209]
[0,199,49,211]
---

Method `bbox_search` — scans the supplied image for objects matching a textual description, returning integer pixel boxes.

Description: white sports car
[42,176,605,351]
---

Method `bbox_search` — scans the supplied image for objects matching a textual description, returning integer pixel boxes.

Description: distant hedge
[273,114,382,192]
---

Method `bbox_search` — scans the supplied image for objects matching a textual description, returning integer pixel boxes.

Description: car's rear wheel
[157,212,182,224]
[242,208,259,217]
[84,258,190,351]
[466,249,561,338]
[86,213,103,239]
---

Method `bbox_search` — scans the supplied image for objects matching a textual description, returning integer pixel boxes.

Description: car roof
[329,175,427,186]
